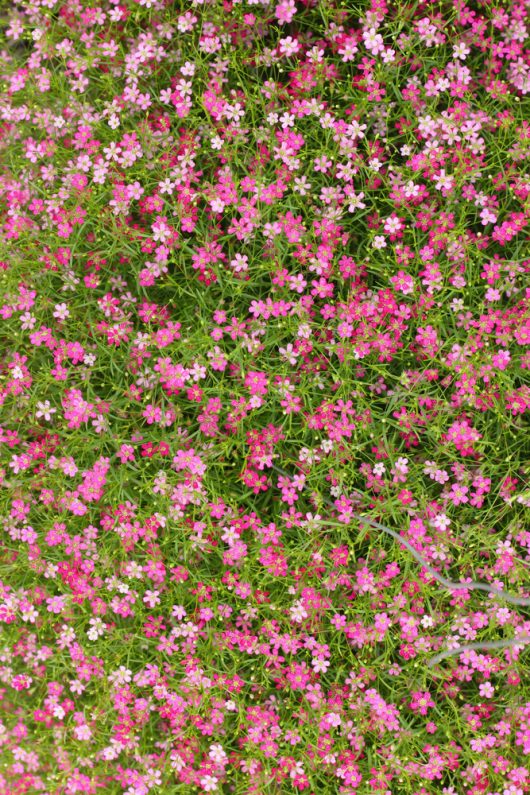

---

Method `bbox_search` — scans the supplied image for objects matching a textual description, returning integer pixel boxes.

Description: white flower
[20,312,36,330]
[170,752,185,771]
[200,775,219,792]
[290,600,308,623]
[290,761,305,779]
[395,457,409,473]
[87,617,106,640]
[430,545,448,561]
[44,563,58,579]
[346,190,366,212]
[349,120,367,139]
[92,415,109,434]
[181,61,196,77]
[312,657,330,673]
[434,169,454,192]
[452,42,470,60]
[21,606,38,623]
[74,724,92,740]
[143,589,161,608]
[36,400,57,421]
[404,180,419,198]
[210,198,225,214]
[432,513,451,531]
[279,36,300,56]
[372,235,387,249]
[293,175,311,196]
[159,178,175,195]
[108,666,132,686]
[279,343,297,365]
[302,513,322,533]
[208,743,227,764]
[53,302,70,321]
[362,28,381,52]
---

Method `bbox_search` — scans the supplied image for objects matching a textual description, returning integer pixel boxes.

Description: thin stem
[270,463,530,607]
[428,636,530,667]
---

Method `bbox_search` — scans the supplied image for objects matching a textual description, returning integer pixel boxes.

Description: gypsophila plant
[1,0,530,792]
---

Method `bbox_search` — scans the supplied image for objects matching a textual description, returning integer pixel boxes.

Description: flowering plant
[1,0,530,793]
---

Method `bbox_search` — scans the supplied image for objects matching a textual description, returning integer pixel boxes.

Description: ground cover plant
[1,0,530,792]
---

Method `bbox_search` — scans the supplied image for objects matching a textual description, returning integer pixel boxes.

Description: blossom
[200,775,219,792]
[2,4,530,791]
[36,400,56,421]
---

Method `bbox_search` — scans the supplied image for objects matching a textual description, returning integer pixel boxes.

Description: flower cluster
[1,0,530,793]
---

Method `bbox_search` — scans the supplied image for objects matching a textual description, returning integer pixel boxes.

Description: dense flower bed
[1,0,530,792]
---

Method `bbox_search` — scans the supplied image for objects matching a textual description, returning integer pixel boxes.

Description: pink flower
[410,690,435,716]
[117,444,135,463]
[285,663,311,690]
[479,682,495,698]
[274,1,297,25]
[245,371,268,396]
[448,483,469,505]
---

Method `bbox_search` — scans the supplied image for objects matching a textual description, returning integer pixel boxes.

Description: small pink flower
[479,682,495,698]
[274,0,297,25]
[449,483,469,506]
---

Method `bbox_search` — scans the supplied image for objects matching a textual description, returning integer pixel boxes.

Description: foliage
[1,0,530,792]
